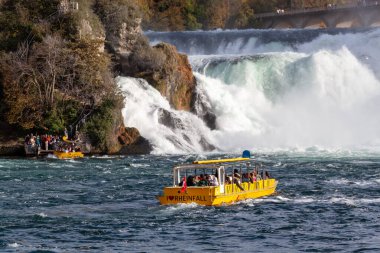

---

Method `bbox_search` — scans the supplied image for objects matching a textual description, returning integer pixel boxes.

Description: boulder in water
[158,108,184,130]
[117,127,153,155]
[191,90,217,130]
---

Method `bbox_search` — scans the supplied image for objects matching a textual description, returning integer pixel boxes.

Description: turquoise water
[1,153,379,252]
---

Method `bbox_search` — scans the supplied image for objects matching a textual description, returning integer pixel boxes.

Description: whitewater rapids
[119,28,380,154]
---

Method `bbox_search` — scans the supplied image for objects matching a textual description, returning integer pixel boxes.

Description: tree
[0,0,126,152]
[94,0,141,32]
[1,42,44,129]
[231,1,254,28]
[0,0,60,51]
[183,0,202,30]
[1,33,116,132]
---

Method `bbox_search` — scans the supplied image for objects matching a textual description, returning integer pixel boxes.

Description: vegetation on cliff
[0,0,122,152]
[138,0,357,30]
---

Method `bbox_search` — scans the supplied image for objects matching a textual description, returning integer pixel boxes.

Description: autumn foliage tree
[138,0,358,30]
[0,34,116,133]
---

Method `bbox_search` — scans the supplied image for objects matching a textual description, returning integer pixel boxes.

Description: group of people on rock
[180,166,271,188]
[24,130,81,153]
[24,134,62,151]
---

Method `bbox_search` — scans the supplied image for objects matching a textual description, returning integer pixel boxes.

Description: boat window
[174,167,220,187]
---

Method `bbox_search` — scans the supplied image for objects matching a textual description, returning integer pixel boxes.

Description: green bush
[82,98,120,151]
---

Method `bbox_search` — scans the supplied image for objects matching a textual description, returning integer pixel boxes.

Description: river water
[1,152,380,252]
[2,28,380,252]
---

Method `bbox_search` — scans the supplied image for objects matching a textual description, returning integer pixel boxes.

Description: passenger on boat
[225,176,232,185]
[232,169,244,190]
[253,171,257,182]
[233,169,241,180]
[193,175,200,185]
[186,175,195,186]
[242,173,250,183]
[178,176,187,187]
[253,168,262,181]
[249,172,256,183]
[197,174,208,186]
[260,170,265,180]
[208,175,219,186]
[264,171,271,179]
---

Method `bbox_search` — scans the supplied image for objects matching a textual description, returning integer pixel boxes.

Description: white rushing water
[119,78,215,154]
[119,28,380,153]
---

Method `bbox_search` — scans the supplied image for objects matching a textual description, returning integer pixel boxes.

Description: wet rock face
[107,18,143,56]
[118,127,140,145]
[0,122,25,156]
[117,127,152,155]
[100,106,152,155]
[158,108,184,130]
[152,43,196,112]
[0,144,24,156]
[157,108,216,152]
[118,136,152,155]
[191,89,217,130]
[121,42,196,112]
[199,137,216,151]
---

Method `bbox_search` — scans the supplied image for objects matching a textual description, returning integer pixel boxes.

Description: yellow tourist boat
[158,151,278,206]
[52,135,84,159]
[53,151,84,159]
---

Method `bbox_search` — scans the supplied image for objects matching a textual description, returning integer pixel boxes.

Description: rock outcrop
[102,105,152,155]
[117,127,152,155]
[108,18,143,56]
[0,143,24,156]
[191,86,217,130]
[0,123,24,156]
[121,42,196,111]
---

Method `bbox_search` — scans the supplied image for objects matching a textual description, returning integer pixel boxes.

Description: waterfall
[119,28,380,153]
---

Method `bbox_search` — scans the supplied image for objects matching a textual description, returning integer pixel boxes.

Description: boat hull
[53,151,84,159]
[158,179,277,206]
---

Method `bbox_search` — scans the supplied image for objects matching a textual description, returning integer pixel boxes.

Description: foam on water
[37,212,47,218]
[8,243,20,248]
[162,202,200,213]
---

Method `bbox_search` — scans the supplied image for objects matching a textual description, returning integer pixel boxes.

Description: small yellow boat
[53,151,84,159]
[158,151,278,206]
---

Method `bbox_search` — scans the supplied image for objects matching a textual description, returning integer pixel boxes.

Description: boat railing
[223,179,276,194]
[172,160,273,187]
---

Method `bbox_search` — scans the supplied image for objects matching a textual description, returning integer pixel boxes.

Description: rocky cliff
[0,0,154,156]
[0,0,206,156]
[121,42,196,111]
[102,104,153,155]
[105,9,218,151]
